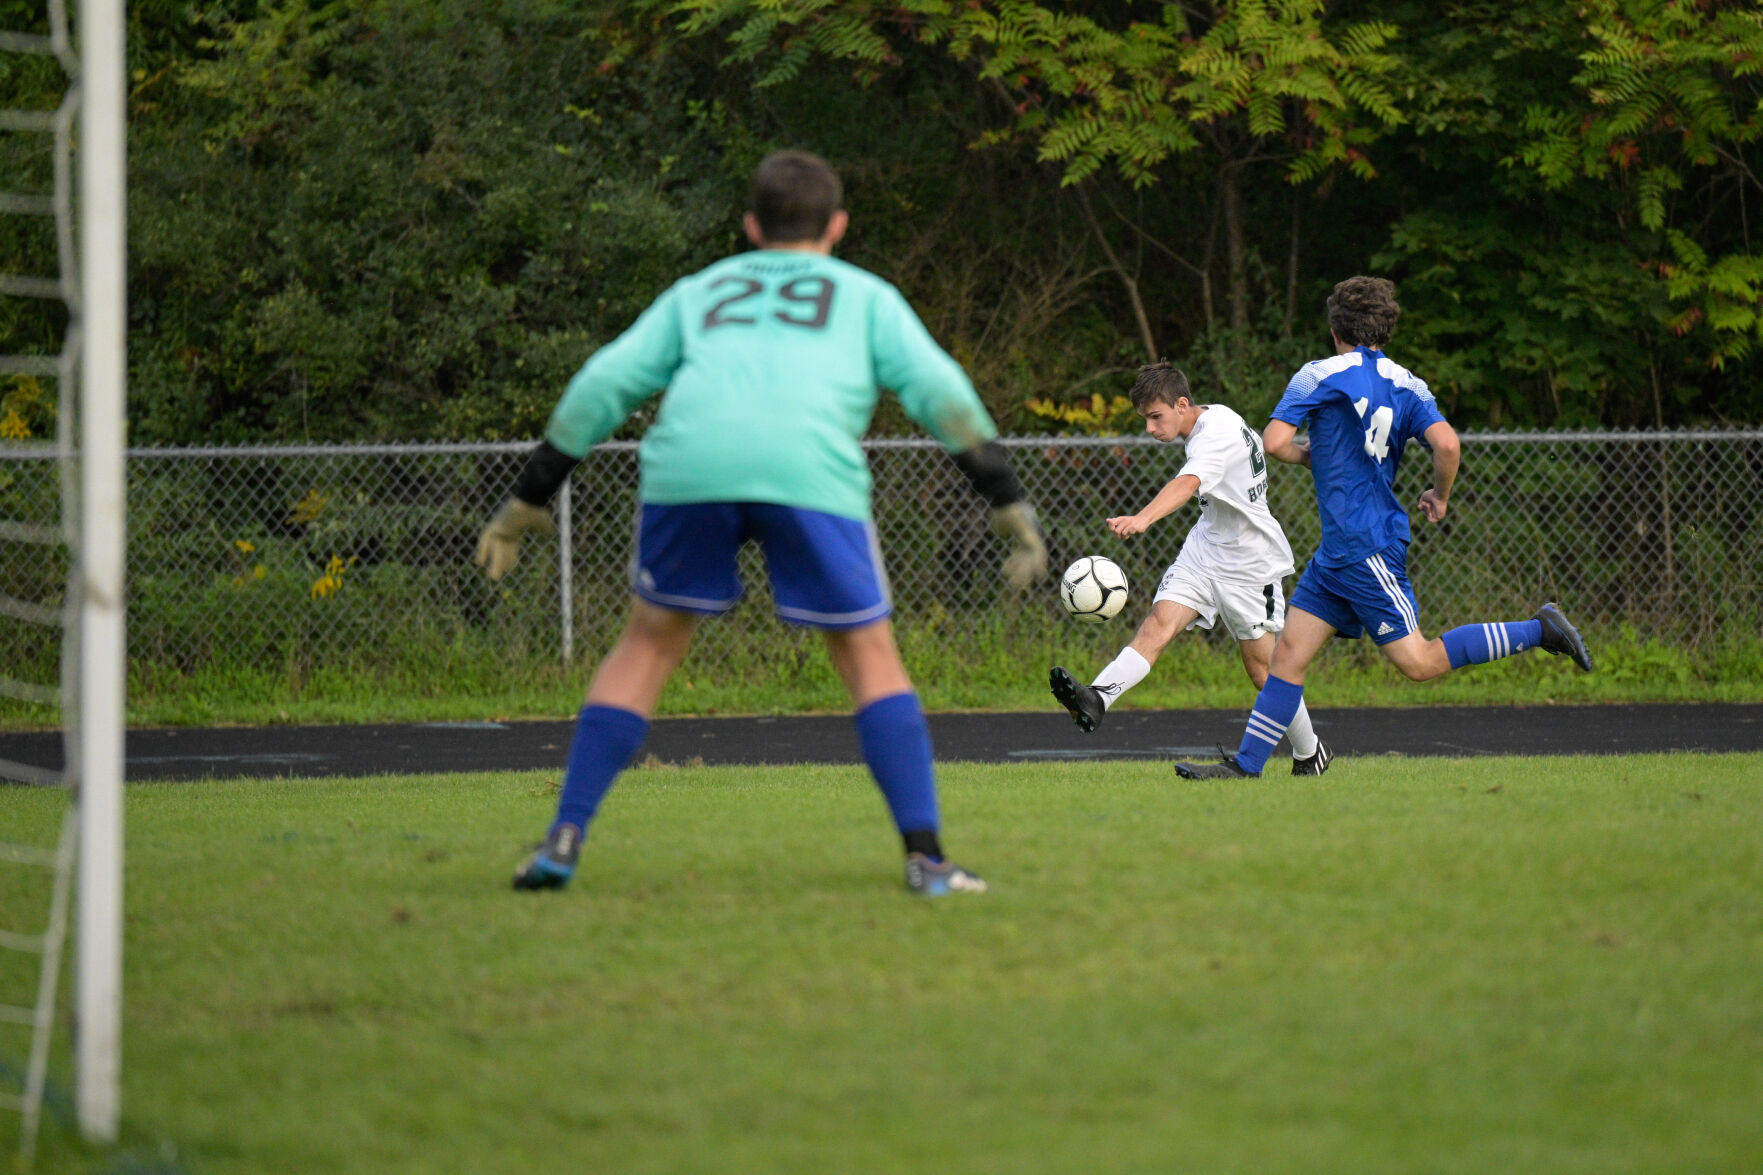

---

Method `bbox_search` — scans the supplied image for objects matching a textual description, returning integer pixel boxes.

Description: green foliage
[0,13,69,367]
[4,606,1752,729]
[127,0,750,442]
[1661,228,1763,368]
[1517,1,1762,194]
[670,0,1404,187]
[13,0,1763,442]
[656,0,1763,428]
[1178,309,1320,423]
[1503,0,1763,376]
[1353,0,1763,425]
[1372,206,1676,425]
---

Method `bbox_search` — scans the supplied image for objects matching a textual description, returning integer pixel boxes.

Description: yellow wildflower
[1024,394,1136,434]
[288,487,328,527]
[309,554,356,599]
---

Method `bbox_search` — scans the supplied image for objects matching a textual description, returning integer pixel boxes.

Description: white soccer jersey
[1171,404,1295,584]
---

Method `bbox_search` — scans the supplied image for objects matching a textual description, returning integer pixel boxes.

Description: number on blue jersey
[1353,397,1394,463]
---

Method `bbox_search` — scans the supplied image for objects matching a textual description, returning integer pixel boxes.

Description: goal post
[73,0,126,1144]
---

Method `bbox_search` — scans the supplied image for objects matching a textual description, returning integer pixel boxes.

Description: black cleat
[1292,739,1333,777]
[1049,665,1106,733]
[1175,752,1258,780]
[1534,602,1593,672]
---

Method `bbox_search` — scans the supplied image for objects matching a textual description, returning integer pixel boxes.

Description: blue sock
[1235,675,1304,775]
[853,692,940,849]
[551,704,651,835]
[1441,620,1543,670]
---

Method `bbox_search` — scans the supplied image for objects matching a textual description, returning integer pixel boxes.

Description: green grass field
[4,754,1762,1174]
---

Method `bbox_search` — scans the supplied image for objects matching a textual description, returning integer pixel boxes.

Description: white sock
[1091,647,1151,710]
[1286,699,1318,758]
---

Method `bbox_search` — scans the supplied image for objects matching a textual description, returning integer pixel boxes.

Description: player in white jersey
[1050,362,1331,775]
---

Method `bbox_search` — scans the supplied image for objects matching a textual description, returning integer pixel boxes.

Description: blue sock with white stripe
[1441,620,1543,670]
[551,704,651,835]
[854,692,940,844]
[1234,675,1305,776]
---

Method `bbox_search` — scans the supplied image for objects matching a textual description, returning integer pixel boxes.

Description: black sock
[902,829,943,861]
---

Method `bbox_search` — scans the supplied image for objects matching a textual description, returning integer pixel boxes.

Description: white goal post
[74,0,126,1145]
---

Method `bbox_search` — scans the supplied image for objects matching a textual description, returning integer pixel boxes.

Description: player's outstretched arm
[474,441,574,580]
[1107,473,1200,538]
[1416,420,1461,524]
[1262,420,1310,467]
[952,441,1048,589]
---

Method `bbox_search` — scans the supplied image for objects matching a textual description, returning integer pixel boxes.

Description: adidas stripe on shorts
[1287,540,1421,645]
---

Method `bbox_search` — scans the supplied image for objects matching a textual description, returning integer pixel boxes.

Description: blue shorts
[630,502,892,630]
[1289,542,1422,645]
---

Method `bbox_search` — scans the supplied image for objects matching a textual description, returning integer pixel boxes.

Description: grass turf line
[3,754,1760,1174]
[4,625,1750,729]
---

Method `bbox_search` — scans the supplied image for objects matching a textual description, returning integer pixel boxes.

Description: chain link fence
[2,430,1759,709]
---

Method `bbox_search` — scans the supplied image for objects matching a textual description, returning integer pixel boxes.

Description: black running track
[1,704,1759,782]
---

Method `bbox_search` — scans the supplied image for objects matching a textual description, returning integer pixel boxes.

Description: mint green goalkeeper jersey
[543,249,997,523]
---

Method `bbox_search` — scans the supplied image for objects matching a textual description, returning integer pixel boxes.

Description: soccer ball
[1059,555,1128,623]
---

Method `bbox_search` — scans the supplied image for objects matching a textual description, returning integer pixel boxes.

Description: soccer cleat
[905,853,988,897]
[1049,665,1106,733]
[1174,752,1258,780]
[1534,602,1594,672]
[1291,738,1333,777]
[512,823,582,891]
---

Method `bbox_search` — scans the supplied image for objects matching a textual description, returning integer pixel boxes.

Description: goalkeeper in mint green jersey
[476,150,1048,897]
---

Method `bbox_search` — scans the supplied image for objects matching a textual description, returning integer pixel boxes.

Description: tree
[19,0,1757,441]
[1521,0,1763,378]
[1366,0,1763,426]
[665,0,1404,352]
[128,0,750,442]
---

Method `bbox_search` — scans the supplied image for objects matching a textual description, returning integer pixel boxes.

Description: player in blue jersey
[474,150,1047,893]
[1176,276,1593,780]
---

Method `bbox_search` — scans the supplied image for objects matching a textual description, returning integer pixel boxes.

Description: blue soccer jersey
[1271,346,1447,565]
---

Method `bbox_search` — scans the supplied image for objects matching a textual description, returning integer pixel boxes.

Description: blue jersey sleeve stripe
[1273,362,1325,422]
[1274,353,1358,424]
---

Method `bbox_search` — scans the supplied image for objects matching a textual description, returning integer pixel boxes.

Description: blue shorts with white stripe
[1289,542,1421,645]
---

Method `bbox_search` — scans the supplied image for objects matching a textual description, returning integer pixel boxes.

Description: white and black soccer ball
[1059,555,1128,623]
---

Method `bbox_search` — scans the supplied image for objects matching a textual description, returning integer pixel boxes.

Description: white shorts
[1152,558,1287,642]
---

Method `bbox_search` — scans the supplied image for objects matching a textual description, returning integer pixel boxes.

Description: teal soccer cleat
[512,824,582,891]
[905,853,988,897]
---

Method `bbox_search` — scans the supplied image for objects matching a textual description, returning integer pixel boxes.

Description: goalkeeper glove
[991,501,1049,590]
[474,498,556,581]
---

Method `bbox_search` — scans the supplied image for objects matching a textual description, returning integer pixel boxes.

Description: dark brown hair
[749,150,843,243]
[1326,276,1400,348]
[1128,361,1192,412]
